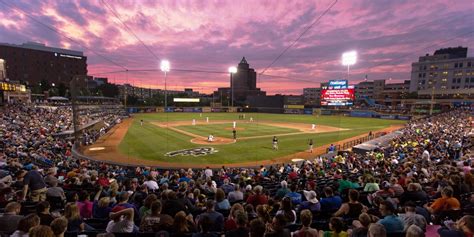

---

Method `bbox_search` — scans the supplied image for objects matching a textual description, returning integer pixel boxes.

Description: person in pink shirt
[77,190,93,219]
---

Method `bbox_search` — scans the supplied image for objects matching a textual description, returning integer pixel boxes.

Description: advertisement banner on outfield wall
[304,108,313,115]
[379,115,395,119]
[396,115,412,120]
[350,111,374,118]
[165,107,174,112]
[202,107,212,113]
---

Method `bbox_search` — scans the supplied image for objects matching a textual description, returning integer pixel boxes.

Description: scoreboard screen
[320,80,354,106]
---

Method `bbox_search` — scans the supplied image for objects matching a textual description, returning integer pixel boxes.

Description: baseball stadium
[1,1,474,237]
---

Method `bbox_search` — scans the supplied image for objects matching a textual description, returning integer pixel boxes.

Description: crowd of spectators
[0,105,473,237]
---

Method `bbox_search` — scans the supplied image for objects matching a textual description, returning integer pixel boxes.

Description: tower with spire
[213,57,265,106]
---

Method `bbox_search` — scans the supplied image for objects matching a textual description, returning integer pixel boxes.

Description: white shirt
[106,219,134,233]
[205,168,213,178]
[144,180,159,191]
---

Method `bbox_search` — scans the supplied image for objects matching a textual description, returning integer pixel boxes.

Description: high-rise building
[214,57,265,105]
[0,42,87,85]
[410,46,474,93]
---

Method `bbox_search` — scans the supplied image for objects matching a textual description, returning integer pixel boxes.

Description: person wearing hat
[106,206,135,233]
[398,201,426,232]
[298,190,320,213]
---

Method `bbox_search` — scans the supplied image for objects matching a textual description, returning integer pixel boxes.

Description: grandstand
[0,102,473,237]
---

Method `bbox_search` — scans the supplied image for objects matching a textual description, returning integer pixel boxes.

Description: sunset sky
[1,0,473,94]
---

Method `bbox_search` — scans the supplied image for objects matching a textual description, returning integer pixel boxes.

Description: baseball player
[308,139,314,153]
[272,136,278,150]
[232,129,237,141]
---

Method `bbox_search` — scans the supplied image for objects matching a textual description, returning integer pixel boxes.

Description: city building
[0,42,87,85]
[303,87,321,105]
[354,79,385,102]
[410,46,474,94]
[213,57,265,105]
[0,58,6,80]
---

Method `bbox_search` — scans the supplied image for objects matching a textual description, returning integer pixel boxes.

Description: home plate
[291,158,305,162]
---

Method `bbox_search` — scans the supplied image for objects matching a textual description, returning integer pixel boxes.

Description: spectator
[173,211,197,237]
[225,203,245,231]
[46,179,66,201]
[64,203,88,232]
[399,202,427,231]
[29,225,54,237]
[11,214,40,237]
[275,181,290,200]
[0,201,23,234]
[76,190,93,219]
[264,214,291,237]
[285,183,302,205]
[140,200,173,232]
[228,183,244,203]
[250,219,266,237]
[438,215,474,237]
[350,213,376,237]
[139,194,158,219]
[226,210,249,237]
[196,200,224,232]
[93,196,113,219]
[363,177,379,193]
[406,224,425,237]
[377,201,404,234]
[144,176,159,191]
[320,187,342,213]
[193,215,218,237]
[294,210,319,237]
[247,186,268,206]
[163,191,187,217]
[425,186,461,214]
[319,217,348,237]
[22,166,47,202]
[215,188,231,211]
[50,217,68,237]
[276,197,296,224]
[299,190,320,213]
[36,201,55,226]
[399,183,428,205]
[367,223,386,237]
[334,189,366,219]
[106,207,135,233]
[221,178,235,194]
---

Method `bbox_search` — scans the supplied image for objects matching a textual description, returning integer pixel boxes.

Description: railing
[326,132,386,153]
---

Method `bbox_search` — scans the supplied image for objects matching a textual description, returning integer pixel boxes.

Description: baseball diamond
[82,112,405,168]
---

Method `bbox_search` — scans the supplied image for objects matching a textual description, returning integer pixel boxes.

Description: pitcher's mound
[224,127,245,131]
[191,137,236,145]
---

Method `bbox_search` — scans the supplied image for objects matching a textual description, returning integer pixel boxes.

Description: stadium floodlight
[228,66,237,108]
[160,60,170,110]
[342,51,357,80]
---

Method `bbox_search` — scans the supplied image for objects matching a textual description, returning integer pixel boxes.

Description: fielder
[233,121,236,129]
[250,117,254,122]
[311,124,315,130]
[308,139,314,153]
[207,134,214,142]
[206,117,209,123]
[272,136,278,150]
[192,119,196,126]
[140,120,144,126]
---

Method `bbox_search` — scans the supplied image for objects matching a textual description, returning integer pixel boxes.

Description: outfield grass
[118,113,406,164]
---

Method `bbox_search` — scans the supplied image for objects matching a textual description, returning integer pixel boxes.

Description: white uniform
[311,124,315,130]
[206,117,209,123]
[233,121,236,128]
[250,117,253,122]
[192,119,196,125]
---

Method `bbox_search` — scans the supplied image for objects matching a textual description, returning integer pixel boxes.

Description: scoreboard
[320,80,354,106]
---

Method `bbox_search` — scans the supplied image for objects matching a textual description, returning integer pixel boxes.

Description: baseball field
[83,113,406,168]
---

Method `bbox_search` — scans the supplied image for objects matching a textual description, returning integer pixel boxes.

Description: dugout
[352,130,403,154]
